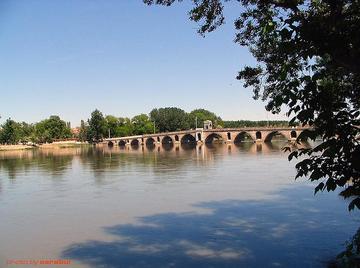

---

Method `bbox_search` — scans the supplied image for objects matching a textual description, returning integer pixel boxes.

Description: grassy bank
[39,141,88,149]
[0,144,36,151]
[0,142,88,151]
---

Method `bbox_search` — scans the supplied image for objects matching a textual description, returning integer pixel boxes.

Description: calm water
[0,143,358,268]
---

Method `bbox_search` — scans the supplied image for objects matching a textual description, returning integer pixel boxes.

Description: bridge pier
[173,135,180,144]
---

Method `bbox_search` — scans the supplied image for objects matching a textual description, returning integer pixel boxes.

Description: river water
[0,142,358,267]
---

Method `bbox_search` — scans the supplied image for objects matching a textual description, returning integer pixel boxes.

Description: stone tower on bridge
[204,120,213,130]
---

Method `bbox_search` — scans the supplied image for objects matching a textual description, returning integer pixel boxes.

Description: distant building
[204,120,213,130]
[71,127,80,136]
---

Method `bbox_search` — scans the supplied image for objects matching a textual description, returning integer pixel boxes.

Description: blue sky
[0,0,287,126]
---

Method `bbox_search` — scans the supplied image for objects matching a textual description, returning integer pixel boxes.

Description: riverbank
[0,141,88,151]
[0,144,36,151]
[39,141,88,149]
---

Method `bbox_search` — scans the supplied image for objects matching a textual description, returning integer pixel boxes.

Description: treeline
[223,120,290,128]
[81,108,224,142]
[0,116,72,145]
[0,107,289,144]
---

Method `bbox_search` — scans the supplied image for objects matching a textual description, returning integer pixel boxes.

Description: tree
[18,122,35,143]
[115,117,133,137]
[144,0,360,210]
[78,120,89,142]
[0,119,21,144]
[33,122,51,144]
[0,120,35,144]
[149,107,190,132]
[105,115,121,138]
[33,115,72,143]
[188,109,223,128]
[132,114,154,135]
[87,109,107,142]
[45,115,71,140]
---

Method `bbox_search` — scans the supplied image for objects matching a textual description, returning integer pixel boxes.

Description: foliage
[131,114,154,135]
[84,107,223,138]
[116,117,134,137]
[18,122,35,143]
[149,107,190,132]
[144,0,360,210]
[78,120,89,142]
[87,109,107,143]
[0,116,72,145]
[105,115,120,138]
[336,228,360,267]
[0,119,21,144]
[33,115,72,143]
[189,109,223,128]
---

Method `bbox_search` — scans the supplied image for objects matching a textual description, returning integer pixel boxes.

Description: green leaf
[314,182,325,194]
[288,151,298,161]
[348,198,360,211]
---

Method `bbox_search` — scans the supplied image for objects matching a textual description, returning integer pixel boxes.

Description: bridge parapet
[141,129,198,138]
[202,126,308,132]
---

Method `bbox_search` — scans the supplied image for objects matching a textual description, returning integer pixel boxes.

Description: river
[0,142,358,267]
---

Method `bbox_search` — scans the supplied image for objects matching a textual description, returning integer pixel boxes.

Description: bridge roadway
[103,127,310,147]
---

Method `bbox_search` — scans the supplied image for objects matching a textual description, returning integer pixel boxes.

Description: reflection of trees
[0,142,312,181]
[79,146,195,180]
[0,147,86,179]
[36,154,74,175]
[72,144,240,181]
[0,157,33,179]
[78,147,133,179]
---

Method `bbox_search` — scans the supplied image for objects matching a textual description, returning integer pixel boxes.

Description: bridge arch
[144,137,156,149]
[118,140,127,146]
[264,131,288,142]
[130,139,140,146]
[162,135,173,144]
[108,141,114,147]
[205,133,224,144]
[234,132,254,143]
[181,134,196,144]
[255,131,262,140]
[174,135,179,142]
[146,137,156,145]
[290,130,297,138]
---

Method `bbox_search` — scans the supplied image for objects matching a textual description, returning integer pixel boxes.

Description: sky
[0,0,287,126]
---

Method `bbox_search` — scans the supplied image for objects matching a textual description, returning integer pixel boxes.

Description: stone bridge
[103,127,310,147]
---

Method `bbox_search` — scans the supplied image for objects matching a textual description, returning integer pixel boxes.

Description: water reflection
[0,142,290,180]
[0,141,353,268]
[0,149,76,179]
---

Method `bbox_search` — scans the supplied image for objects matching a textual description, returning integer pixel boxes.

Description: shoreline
[0,142,88,151]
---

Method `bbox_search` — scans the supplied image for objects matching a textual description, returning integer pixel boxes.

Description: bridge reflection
[101,140,311,156]
[0,142,313,181]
